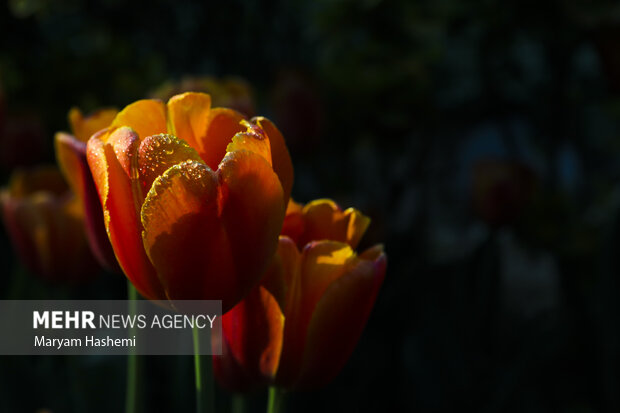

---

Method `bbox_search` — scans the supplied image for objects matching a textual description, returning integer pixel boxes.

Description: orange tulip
[0,166,98,281]
[55,107,120,271]
[214,199,386,391]
[86,92,293,311]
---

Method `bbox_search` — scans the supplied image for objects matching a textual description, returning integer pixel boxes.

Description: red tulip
[0,166,99,281]
[214,199,386,391]
[55,107,120,271]
[86,92,293,311]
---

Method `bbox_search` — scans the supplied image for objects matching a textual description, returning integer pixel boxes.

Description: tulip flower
[214,199,386,391]
[55,107,120,271]
[86,92,293,311]
[0,166,98,281]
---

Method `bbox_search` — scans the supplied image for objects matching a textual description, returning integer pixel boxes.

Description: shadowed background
[2,0,620,412]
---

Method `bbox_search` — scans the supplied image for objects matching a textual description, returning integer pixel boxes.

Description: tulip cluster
[1,90,386,395]
[0,106,119,281]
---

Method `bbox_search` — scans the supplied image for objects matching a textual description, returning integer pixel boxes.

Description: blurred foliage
[3,0,620,412]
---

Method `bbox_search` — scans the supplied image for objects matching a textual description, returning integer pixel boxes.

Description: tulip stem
[232,394,246,413]
[126,281,138,413]
[266,387,285,413]
[193,326,214,413]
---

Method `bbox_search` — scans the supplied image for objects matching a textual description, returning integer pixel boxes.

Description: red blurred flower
[86,92,293,311]
[0,166,99,281]
[214,199,386,391]
[272,69,324,154]
[0,111,46,170]
[0,79,48,170]
[472,159,536,228]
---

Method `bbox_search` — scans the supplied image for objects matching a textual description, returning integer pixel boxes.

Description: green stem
[193,326,203,413]
[266,387,285,413]
[193,326,214,413]
[231,394,246,413]
[126,281,138,413]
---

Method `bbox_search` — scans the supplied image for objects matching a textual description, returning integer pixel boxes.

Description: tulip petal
[166,92,212,151]
[295,241,357,319]
[286,199,303,215]
[226,125,272,166]
[295,246,386,389]
[282,199,370,249]
[260,236,300,310]
[140,160,238,305]
[55,132,119,271]
[137,133,203,196]
[68,107,117,142]
[344,207,371,249]
[218,150,286,308]
[199,108,245,170]
[216,285,284,391]
[110,99,166,140]
[55,132,87,197]
[276,241,357,385]
[87,127,163,299]
[282,199,304,245]
[253,117,294,204]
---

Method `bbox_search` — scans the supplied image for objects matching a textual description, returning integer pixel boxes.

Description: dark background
[2,0,620,412]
